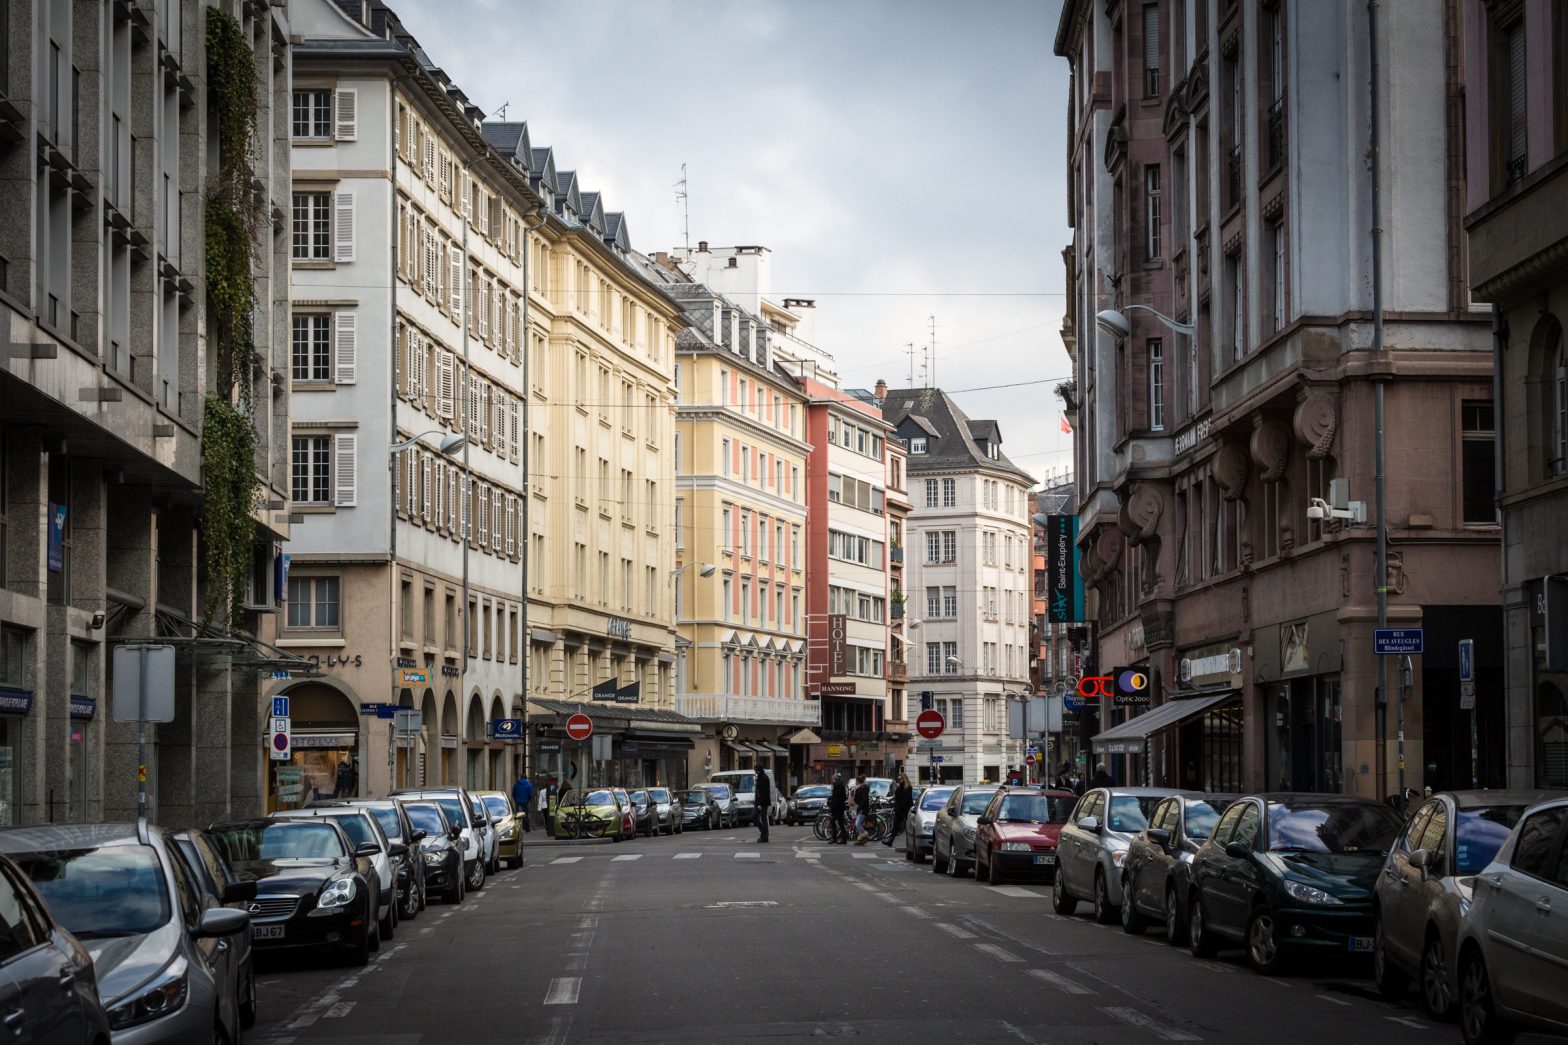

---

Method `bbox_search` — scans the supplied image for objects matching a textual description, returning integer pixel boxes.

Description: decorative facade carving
[1250,416,1293,482]
[1121,484,1166,543]
[1292,390,1339,459]
[1214,440,1251,500]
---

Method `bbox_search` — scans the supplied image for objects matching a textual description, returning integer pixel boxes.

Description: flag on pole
[1060,415,1073,434]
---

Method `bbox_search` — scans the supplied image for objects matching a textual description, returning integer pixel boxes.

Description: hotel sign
[828,614,848,675]
[1174,417,1211,456]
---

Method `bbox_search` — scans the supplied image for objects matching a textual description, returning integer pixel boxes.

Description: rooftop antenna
[493,101,509,119]
[906,342,916,387]
[675,163,690,251]
[928,315,938,388]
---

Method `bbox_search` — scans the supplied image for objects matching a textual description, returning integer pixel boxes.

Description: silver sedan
[931,785,999,877]
[903,786,956,863]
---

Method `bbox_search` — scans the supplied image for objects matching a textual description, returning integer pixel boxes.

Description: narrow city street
[248,827,1472,1045]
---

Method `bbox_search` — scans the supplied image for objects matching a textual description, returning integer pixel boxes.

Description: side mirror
[1076,815,1100,832]
[411,829,427,842]
[449,826,463,840]
[1409,848,1432,872]
[389,843,409,858]
[976,815,992,826]
[194,907,250,938]
[1145,828,1172,848]
[354,841,380,857]
[1224,841,1252,859]
[221,880,257,904]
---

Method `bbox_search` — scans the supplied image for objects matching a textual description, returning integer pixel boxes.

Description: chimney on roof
[874,379,888,400]
[697,240,709,252]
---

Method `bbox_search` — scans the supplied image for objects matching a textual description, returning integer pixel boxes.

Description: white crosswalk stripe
[1027,968,1095,995]
[735,851,761,859]
[674,853,701,859]
[1102,1007,1200,1041]
[611,854,641,861]
[550,857,582,864]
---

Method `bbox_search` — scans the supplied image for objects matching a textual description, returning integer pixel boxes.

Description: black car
[627,789,658,837]
[171,827,261,1030]
[207,817,380,966]
[1119,793,1237,943]
[680,790,722,830]
[1187,793,1404,973]
[402,801,465,904]
[0,852,111,1045]
[789,785,831,825]
[323,799,426,921]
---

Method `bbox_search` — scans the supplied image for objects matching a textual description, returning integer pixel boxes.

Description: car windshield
[323,815,374,847]
[1184,799,1232,840]
[568,790,613,806]
[405,805,447,835]
[433,798,469,827]
[997,795,1073,823]
[721,774,755,792]
[630,792,649,807]
[1108,796,1162,833]
[12,846,171,938]
[704,785,732,799]
[1267,802,1403,853]
[961,790,998,815]
[366,806,402,840]
[650,788,671,802]
[797,786,831,799]
[481,795,510,818]
[212,822,347,862]
[1455,805,1531,874]
[683,792,709,805]
[920,789,955,811]
[869,780,893,800]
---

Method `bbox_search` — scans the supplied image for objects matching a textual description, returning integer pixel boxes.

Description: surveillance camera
[1306,498,1329,520]
[90,611,106,630]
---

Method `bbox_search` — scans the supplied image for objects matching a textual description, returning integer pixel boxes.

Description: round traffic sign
[1025,753,1037,766]
[915,709,946,740]
[565,714,593,741]
[272,732,289,752]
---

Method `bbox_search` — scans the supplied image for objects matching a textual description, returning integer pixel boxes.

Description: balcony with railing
[1266,97,1285,170]
[676,694,821,727]
[1226,146,1242,211]
[887,658,908,682]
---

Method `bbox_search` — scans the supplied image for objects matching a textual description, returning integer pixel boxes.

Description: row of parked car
[895,779,1568,1045]
[551,770,789,840]
[0,783,527,1043]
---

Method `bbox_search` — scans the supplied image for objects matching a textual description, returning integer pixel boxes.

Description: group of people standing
[816,771,915,846]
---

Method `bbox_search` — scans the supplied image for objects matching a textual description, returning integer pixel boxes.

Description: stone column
[153,508,198,827]
[102,486,159,821]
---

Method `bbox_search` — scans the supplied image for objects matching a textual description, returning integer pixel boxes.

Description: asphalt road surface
[248,825,1531,1045]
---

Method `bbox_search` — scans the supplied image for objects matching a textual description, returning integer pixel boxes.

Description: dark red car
[973,789,1077,885]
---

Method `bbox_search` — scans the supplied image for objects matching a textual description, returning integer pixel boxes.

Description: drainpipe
[1490,309,1508,789]
[460,165,471,682]
[518,204,549,869]
[1368,0,1393,801]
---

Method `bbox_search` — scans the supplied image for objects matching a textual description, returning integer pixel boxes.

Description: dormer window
[987,443,999,460]
[910,437,928,454]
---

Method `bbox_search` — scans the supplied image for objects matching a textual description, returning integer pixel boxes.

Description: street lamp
[1095,305,1194,340]
[670,562,717,578]
[389,431,467,455]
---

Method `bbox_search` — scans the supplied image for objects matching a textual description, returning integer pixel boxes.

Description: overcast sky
[394,0,1071,483]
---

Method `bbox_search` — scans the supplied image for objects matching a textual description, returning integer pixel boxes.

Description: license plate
[253,924,286,940]
[1033,854,1056,865]
[1348,936,1374,953]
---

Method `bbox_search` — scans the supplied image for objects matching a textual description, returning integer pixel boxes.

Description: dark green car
[1187,793,1404,973]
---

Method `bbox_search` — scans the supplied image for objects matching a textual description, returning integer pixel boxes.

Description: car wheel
[1246,910,1287,974]
[932,839,948,874]
[1188,893,1218,958]
[1052,865,1077,915]
[1120,877,1147,934]
[367,920,381,954]
[1164,884,1187,946]
[1373,914,1410,997]
[401,881,419,920]
[1092,869,1116,925]
[418,880,428,911]
[987,848,1005,886]
[1459,951,1515,1045]
[380,904,395,941]
[947,846,964,877]
[239,961,258,1028]
[467,858,486,891]
[1421,931,1455,1021]
[349,925,372,966]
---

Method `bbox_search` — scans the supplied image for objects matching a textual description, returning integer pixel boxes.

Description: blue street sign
[375,706,397,719]
[1374,628,1424,655]
[271,696,290,718]
[492,718,523,740]
[929,755,944,764]
[1063,690,1087,712]
[1458,638,1474,683]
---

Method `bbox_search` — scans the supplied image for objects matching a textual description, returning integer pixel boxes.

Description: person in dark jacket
[828,774,850,844]
[512,774,535,831]
[852,775,873,844]
[753,768,772,843]
[1089,763,1114,789]
[886,772,913,848]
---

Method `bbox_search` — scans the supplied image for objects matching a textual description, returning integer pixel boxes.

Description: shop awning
[1091,693,1238,755]
[788,728,822,745]
[624,728,695,748]
[754,742,788,755]
[289,731,358,749]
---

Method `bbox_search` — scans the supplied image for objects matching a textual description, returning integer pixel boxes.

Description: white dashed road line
[544,977,581,1005]
[551,857,582,864]
[1317,994,1352,1007]
[735,851,761,859]
[675,852,702,859]
[974,942,1023,962]
[902,905,931,918]
[611,854,641,861]
[1101,1006,1201,1041]
[1026,968,1096,995]
[935,922,976,940]
[991,885,1046,898]
[1387,1017,1428,1029]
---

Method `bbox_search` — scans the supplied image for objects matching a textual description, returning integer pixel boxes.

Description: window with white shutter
[438,150,450,198]
[480,191,492,235]
[449,250,462,316]
[434,460,445,529]
[480,384,491,445]
[334,311,357,384]
[508,399,519,463]
[494,496,504,552]
[404,449,416,516]
[334,434,358,507]
[333,191,355,262]
[505,497,516,556]
[421,455,432,523]
[479,486,490,546]
[448,470,458,532]
[423,137,435,183]
[493,394,506,456]
[460,475,470,538]
[459,170,470,219]
[478,278,490,339]
[334,88,357,140]
[437,352,454,419]
[424,228,437,298]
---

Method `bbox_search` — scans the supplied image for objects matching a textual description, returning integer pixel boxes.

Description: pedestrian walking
[333,758,354,798]
[1089,762,1114,789]
[753,768,772,843]
[886,771,913,848]
[852,775,872,845]
[828,773,850,844]
[512,773,535,832]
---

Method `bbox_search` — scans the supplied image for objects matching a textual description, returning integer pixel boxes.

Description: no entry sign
[915,709,946,740]
[565,713,593,741]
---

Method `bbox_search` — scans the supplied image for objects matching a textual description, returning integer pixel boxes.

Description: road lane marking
[1316,994,1352,1007]
[675,853,702,859]
[1387,1017,1427,1029]
[577,915,598,929]
[935,922,976,939]
[992,885,1045,898]
[1102,1007,1201,1041]
[1193,961,1233,974]
[564,953,588,971]
[902,905,931,918]
[544,978,581,1005]
[323,1002,355,1019]
[1027,968,1095,995]
[551,857,583,864]
[528,1015,573,1045]
[568,931,594,948]
[795,851,820,858]
[1262,977,1291,988]
[975,942,1022,962]
[611,854,641,861]
[852,852,879,859]
[735,851,760,859]
[872,891,899,902]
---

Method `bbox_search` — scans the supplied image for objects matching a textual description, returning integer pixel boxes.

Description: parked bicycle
[814,807,892,842]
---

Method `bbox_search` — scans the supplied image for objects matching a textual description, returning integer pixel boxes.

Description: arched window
[1552,332,1566,478]
[1530,315,1566,479]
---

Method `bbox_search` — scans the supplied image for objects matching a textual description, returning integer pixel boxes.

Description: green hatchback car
[553,789,629,841]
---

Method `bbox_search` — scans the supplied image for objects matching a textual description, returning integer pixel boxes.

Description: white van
[707,769,787,825]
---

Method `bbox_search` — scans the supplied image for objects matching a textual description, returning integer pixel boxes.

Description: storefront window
[1200,704,1244,791]
[1267,677,1342,792]
[1539,681,1568,787]
[266,684,359,811]
[0,717,20,826]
